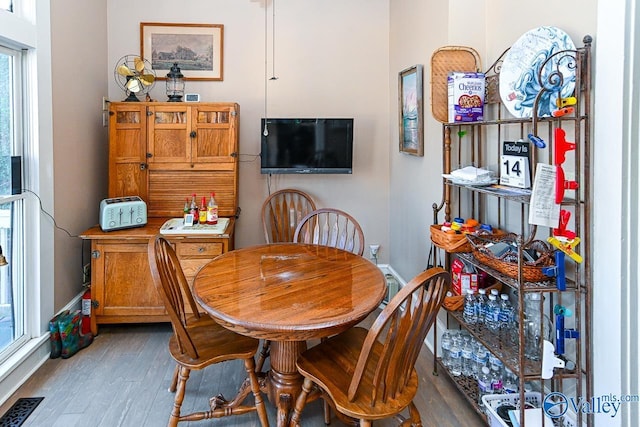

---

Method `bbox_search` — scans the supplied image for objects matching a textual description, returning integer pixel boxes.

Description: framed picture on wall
[398,64,424,156]
[140,22,224,81]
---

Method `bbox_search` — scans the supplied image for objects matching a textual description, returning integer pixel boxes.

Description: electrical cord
[238,153,261,163]
[21,189,77,238]
[20,189,87,279]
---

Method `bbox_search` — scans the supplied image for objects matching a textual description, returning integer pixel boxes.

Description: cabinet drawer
[176,242,223,257]
[180,259,211,282]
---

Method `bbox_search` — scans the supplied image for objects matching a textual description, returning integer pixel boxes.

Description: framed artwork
[140,22,224,81]
[398,64,424,156]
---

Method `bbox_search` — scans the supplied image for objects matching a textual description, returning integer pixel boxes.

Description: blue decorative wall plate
[499,26,576,118]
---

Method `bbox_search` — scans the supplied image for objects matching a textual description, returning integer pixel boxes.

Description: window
[0,1,12,12]
[0,46,27,360]
[0,0,53,391]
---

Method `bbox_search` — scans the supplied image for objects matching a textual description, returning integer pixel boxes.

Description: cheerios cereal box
[447,72,485,123]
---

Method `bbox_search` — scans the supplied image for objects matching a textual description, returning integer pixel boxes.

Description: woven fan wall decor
[430,46,481,123]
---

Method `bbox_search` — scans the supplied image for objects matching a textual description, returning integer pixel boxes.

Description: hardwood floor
[0,319,486,427]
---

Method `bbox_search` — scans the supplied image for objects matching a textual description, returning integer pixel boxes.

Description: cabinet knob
[190,131,196,138]
[91,250,101,259]
[198,247,204,253]
[139,163,147,170]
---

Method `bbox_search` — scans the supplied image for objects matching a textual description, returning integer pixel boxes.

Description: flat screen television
[260,118,354,174]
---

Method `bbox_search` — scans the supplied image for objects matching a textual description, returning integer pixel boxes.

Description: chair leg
[256,339,270,372]
[169,366,190,427]
[323,398,331,424]
[318,336,332,424]
[169,364,179,392]
[244,357,270,427]
[407,401,422,427]
[289,377,313,427]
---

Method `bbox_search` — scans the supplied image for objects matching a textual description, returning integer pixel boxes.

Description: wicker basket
[430,46,481,123]
[430,224,504,253]
[466,233,555,282]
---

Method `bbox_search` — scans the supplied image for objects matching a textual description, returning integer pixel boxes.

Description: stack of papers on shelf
[443,166,496,186]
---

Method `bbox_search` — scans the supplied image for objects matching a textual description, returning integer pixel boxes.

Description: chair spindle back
[148,235,203,359]
[262,189,317,243]
[347,267,449,405]
[293,208,365,256]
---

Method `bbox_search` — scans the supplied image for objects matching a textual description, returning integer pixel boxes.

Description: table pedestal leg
[267,341,307,427]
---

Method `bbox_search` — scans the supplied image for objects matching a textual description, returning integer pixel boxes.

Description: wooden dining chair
[289,267,450,427]
[259,189,317,370]
[147,235,269,427]
[261,189,317,244]
[293,208,365,256]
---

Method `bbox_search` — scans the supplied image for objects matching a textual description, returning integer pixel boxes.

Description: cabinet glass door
[148,105,191,165]
[191,105,237,164]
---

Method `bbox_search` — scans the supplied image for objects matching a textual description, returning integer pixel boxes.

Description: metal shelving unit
[431,36,593,427]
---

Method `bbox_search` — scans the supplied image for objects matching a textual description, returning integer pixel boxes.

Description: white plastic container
[482,392,578,427]
[482,392,545,427]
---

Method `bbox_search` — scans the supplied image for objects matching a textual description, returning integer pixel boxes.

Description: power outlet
[369,244,380,257]
[102,96,109,111]
[369,244,380,264]
[82,263,91,285]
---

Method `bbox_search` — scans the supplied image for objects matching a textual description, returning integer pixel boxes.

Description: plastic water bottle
[473,343,489,379]
[440,330,452,368]
[463,289,478,324]
[477,366,491,406]
[499,294,515,341]
[524,293,543,360]
[485,294,501,333]
[488,353,503,376]
[476,288,488,324]
[461,338,474,376]
[490,362,504,394]
[449,335,462,376]
[503,368,518,394]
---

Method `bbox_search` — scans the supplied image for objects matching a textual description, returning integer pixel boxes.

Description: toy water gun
[554,128,578,203]
[554,304,579,355]
[542,250,567,290]
[556,97,577,108]
[528,133,546,148]
[548,209,583,263]
[552,106,575,118]
[548,237,583,264]
[554,128,577,165]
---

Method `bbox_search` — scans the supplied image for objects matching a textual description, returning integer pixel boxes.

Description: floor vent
[0,397,44,427]
[384,273,400,304]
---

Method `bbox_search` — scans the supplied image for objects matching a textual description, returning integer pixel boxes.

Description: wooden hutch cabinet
[81,102,239,335]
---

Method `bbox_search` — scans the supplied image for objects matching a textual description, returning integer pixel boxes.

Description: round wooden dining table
[193,243,386,427]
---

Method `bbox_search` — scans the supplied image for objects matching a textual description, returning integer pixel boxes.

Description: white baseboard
[0,293,82,407]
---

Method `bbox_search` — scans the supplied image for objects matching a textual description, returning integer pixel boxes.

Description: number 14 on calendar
[500,140,531,189]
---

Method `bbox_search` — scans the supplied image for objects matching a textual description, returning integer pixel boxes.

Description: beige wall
[388,0,450,281]
[49,0,599,308]
[51,0,108,309]
[106,0,391,258]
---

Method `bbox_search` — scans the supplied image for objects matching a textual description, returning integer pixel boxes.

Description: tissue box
[448,72,485,123]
